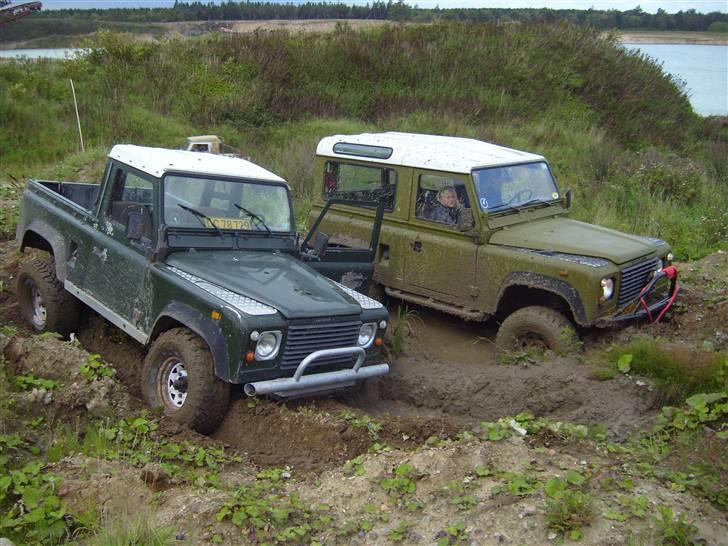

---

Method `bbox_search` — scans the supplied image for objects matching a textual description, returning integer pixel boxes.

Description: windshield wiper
[487,204,520,215]
[234,203,272,237]
[177,204,224,239]
[519,198,550,208]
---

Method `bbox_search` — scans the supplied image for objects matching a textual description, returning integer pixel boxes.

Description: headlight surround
[358,323,377,348]
[255,331,281,360]
[600,277,615,300]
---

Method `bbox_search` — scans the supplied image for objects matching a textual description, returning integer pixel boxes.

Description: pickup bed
[15,145,389,433]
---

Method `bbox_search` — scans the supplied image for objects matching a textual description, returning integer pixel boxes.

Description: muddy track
[0,239,698,471]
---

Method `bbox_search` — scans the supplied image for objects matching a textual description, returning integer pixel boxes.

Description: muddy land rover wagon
[309,132,679,351]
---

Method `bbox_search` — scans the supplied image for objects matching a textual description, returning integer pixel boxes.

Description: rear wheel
[16,254,80,336]
[495,306,574,354]
[142,328,230,434]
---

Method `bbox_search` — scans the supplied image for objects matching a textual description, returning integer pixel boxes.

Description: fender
[150,301,232,382]
[497,272,587,325]
[19,220,69,281]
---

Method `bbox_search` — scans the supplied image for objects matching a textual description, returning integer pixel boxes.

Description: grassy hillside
[0,22,726,257]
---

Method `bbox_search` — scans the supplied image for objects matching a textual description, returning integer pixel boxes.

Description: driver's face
[439,190,457,208]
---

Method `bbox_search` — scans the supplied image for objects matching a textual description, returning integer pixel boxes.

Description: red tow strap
[639,266,679,323]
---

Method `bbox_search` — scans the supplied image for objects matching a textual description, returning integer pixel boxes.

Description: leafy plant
[543,473,594,539]
[343,455,365,477]
[654,505,698,546]
[80,353,116,382]
[387,521,413,543]
[437,521,468,545]
[380,463,418,497]
[339,411,382,439]
[216,478,332,545]
[452,495,478,511]
[13,374,60,391]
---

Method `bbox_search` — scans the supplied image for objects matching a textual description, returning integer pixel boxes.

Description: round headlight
[600,277,614,300]
[255,331,280,360]
[666,252,674,263]
[358,323,377,348]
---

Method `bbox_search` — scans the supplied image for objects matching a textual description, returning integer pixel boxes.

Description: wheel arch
[149,301,232,382]
[496,272,587,326]
[19,222,68,282]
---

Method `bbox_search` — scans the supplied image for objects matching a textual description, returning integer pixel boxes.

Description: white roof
[317,132,545,174]
[108,145,286,183]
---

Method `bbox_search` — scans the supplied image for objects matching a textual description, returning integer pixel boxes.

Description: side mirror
[565,189,572,209]
[313,232,329,258]
[125,211,144,241]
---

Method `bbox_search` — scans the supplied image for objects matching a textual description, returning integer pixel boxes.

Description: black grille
[281,319,361,370]
[617,258,660,305]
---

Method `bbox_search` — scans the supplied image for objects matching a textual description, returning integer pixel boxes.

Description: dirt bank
[619,30,728,45]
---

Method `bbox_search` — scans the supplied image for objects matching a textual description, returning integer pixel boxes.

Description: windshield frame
[161,171,295,236]
[471,160,561,216]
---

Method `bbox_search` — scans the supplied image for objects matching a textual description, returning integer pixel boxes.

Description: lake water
[2,44,726,116]
[0,48,85,59]
[624,43,728,117]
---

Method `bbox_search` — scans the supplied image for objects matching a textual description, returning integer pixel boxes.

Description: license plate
[204,217,252,230]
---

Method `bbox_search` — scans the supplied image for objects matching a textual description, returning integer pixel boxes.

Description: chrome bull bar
[243,347,389,398]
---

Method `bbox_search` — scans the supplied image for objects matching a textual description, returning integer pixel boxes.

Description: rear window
[323,161,396,211]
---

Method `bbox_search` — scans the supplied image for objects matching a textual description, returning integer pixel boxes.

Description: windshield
[472,162,560,213]
[164,175,293,233]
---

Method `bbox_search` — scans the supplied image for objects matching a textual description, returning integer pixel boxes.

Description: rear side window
[323,161,397,211]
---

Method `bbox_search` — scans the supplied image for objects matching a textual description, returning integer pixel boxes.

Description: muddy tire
[16,254,80,336]
[142,328,230,434]
[495,306,574,353]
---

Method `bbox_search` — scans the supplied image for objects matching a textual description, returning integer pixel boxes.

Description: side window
[323,161,396,211]
[415,175,470,227]
[105,167,155,241]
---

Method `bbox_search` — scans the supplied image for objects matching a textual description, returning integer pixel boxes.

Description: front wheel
[495,306,574,354]
[142,328,230,434]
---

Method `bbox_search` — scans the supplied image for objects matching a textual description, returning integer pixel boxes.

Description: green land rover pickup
[15,145,389,433]
[310,132,679,350]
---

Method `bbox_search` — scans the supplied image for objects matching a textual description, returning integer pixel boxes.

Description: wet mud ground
[3,240,728,544]
[0,238,664,470]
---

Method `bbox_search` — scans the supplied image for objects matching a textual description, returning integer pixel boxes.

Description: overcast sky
[35,0,728,14]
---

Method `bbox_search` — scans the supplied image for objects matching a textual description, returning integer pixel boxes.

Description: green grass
[1,22,726,259]
[610,340,727,404]
[83,516,174,546]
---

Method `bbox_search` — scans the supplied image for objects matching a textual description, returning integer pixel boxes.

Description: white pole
[69,78,85,153]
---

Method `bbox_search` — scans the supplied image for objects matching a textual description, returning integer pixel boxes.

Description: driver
[427,187,460,225]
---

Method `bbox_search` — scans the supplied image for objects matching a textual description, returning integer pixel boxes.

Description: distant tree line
[31,2,728,31]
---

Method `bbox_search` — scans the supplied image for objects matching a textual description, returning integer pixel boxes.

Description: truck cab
[16,145,389,433]
[310,132,678,351]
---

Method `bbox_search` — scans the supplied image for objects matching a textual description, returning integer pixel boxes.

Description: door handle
[412,240,422,253]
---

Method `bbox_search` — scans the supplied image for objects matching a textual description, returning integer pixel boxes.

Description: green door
[403,171,478,303]
[82,163,157,338]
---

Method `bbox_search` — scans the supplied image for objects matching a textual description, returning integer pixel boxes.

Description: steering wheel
[506,189,533,205]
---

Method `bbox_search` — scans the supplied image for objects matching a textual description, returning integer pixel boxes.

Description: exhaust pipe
[244,347,389,398]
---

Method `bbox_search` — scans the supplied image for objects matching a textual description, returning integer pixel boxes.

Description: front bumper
[599,266,679,325]
[243,346,389,398]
